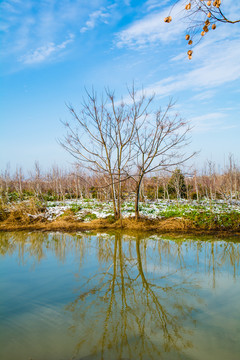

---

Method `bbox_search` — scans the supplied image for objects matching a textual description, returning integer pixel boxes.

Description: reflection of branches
[135,238,195,355]
[66,234,199,360]
[0,232,87,268]
[219,242,240,279]
[0,232,239,283]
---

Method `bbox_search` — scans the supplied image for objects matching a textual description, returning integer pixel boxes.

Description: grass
[83,213,98,221]
[69,204,82,213]
[0,216,191,232]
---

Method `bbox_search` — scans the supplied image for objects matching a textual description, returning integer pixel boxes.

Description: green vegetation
[83,213,97,221]
[69,204,82,213]
[156,204,240,230]
[168,169,187,199]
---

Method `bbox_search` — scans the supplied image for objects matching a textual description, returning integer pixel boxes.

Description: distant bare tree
[1,163,11,202]
[29,161,43,199]
[161,171,171,201]
[217,154,240,202]
[193,169,199,201]
[14,166,23,199]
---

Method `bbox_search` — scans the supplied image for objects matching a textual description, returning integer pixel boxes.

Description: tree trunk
[135,176,143,220]
[110,181,118,219]
[117,170,121,220]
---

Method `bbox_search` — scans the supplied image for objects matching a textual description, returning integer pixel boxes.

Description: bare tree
[1,163,11,203]
[61,87,194,220]
[129,99,195,219]
[60,87,151,219]
[161,170,171,201]
[29,161,43,199]
[193,169,199,201]
[14,166,23,199]
[217,154,240,202]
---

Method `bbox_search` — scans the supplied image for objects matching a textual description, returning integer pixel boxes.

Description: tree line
[0,156,239,210]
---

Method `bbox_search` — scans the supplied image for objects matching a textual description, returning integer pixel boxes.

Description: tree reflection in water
[0,232,239,360]
[66,233,198,360]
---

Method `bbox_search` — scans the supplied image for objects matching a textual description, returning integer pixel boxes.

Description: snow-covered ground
[44,199,240,222]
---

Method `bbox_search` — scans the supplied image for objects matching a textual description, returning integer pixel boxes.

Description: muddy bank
[1,216,240,237]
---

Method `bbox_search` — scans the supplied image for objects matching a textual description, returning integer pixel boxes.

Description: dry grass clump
[120,217,193,231]
[57,209,80,222]
[1,199,45,225]
[71,216,194,232]
[0,202,9,221]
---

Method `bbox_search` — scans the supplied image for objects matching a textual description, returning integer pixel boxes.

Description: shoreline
[1,217,240,237]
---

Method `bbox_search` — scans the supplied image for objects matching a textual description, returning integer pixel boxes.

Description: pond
[0,231,240,360]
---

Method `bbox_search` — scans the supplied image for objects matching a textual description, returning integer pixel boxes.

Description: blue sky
[0,0,240,173]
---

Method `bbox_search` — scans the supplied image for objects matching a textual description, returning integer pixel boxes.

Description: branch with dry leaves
[164,0,239,59]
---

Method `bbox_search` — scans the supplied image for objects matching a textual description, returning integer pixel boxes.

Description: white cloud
[20,34,74,65]
[190,112,227,133]
[190,90,216,102]
[145,0,171,11]
[187,109,238,134]
[138,36,240,99]
[0,1,19,13]
[0,1,89,65]
[80,9,110,33]
[0,23,10,32]
[115,0,186,48]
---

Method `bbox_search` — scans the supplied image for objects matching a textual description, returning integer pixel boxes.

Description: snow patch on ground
[40,198,240,221]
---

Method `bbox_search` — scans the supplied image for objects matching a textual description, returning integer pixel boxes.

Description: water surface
[0,231,240,360]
